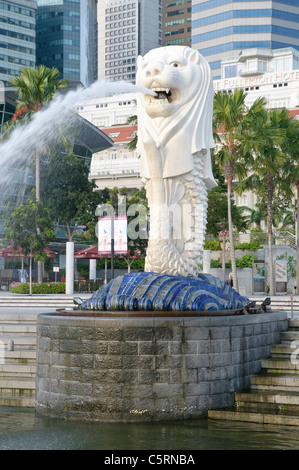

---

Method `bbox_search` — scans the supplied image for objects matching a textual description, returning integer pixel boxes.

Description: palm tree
[9,66,69,282]
[213,89,266,291]
[9,66,69,200]
[239,107,299,295]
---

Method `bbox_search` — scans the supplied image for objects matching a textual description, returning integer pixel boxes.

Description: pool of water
[0,407,298,450]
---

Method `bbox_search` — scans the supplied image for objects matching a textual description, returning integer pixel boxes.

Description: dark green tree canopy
[4,197,55,259]
[40,152,102,241]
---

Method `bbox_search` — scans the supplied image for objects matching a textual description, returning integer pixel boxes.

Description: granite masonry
[35,311,288,422]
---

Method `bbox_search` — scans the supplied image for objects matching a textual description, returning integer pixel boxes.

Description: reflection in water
[0,407,299,450]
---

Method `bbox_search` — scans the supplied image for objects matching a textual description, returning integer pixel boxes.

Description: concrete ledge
[35,311,288,422]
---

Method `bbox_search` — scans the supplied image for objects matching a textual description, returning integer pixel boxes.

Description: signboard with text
[98,216,127,255]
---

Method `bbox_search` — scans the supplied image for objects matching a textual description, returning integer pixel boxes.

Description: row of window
[105,28,136,37]
[166,9,184,17]
[0,65,23,76]
[0,53,34,67]
[165,0,184,8]
[105,54,136,62]
[192,0,299,13]
[105,46,137,54]
[0,27,35,44]
[37,10,80,20]
[39,53,80,62]
[0,41,34,56]
[165,18,185,27]
[195,40,299,57]
[105,72,136,81]
[64,67,80,74]
[165,37,189,45]
[192,8,299,28]
[105,10,136,22]
[106,59,135,67]
[193,25,299,44]
[37,39,80,48]
[0,15,35,31]
[106,66,135,74]
[0,1,35,18]
[105,38,136,47]
[105,3,136,14]
[37,24,80,34]
[105,19,136,29]
[165,0,191,7]
[165,28,185,37]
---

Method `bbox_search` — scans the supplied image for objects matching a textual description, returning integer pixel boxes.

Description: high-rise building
[0,0,37,85]
[192,0,299,79]
[98,0,162,83]
[36,0,98,88]
[0,0,37,128]
[163,0,191,47]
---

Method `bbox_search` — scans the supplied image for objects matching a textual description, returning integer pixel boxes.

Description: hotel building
[191,0,299,79]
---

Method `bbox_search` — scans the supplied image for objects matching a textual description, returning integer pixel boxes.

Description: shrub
[235,254,257,268]
[234,242,262,251]
[210,254,256,269]
[204,240,220,251]
[9,282,66,294]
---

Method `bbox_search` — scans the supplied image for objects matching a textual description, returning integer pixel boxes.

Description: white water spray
[0,80,154,205]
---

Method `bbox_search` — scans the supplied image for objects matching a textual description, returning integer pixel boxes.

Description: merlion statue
[81,46,250,314]
[136,45,217,277]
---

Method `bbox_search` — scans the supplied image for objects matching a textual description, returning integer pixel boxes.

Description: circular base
[55,308,246,318]
[35,311,288,422]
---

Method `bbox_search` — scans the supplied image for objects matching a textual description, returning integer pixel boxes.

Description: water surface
[0,407,298,451]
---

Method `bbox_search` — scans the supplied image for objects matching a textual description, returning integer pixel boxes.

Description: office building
[0,0,37,85]
[0,0,37,129]
[36,0,98,88]
[98,0,162,82]
[163,0,192,46]
[192,0,299,79]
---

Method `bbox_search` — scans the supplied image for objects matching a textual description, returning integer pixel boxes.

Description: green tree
[9,65,69,113]
[206,186,249,238]
[40,152,101,242]
[213,89,266,291]
[247,197,295,232]
[238,107,299,295]
[4,197,55,295]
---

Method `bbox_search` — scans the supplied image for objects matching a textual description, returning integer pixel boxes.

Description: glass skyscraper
[192,0,299,79]
[36,0,98,88]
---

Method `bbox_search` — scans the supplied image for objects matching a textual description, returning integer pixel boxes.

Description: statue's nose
[145,61,163,78]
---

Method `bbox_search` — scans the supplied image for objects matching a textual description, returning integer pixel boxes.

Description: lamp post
[220,230,227,283]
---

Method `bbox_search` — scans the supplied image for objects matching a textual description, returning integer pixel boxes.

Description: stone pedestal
[35,311,288,422]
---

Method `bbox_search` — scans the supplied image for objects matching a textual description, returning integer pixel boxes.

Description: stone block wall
[35,311,288,422]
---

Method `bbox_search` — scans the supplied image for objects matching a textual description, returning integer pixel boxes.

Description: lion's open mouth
[151,87,172,103]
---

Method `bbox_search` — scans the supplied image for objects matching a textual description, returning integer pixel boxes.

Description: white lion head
[136,46,215,186]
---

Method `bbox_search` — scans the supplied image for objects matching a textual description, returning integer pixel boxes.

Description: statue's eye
[169,61,184,69]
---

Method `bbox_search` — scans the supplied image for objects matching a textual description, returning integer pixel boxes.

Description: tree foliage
[40,153,102,242]
[2,65,69,137]
[213,90,266,290]
[236,107,299,294]
[4,196,55,259]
